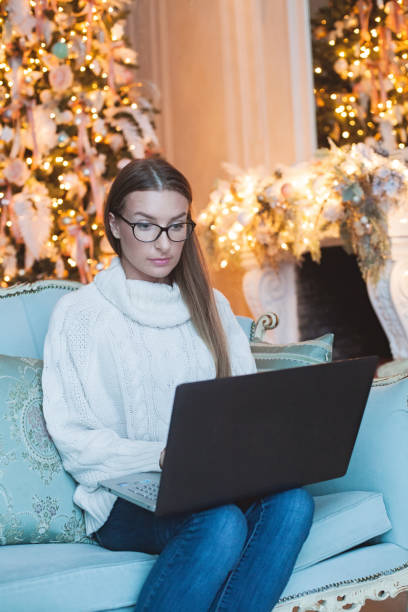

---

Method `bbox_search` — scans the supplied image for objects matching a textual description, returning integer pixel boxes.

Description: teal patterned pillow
[0,354,89,545]
[251,333,334,372]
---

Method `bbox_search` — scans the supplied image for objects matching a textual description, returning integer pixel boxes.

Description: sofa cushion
[0,543,156,612]
[0,354,88,545]
[294,491,391,571]
[250,333,334,372]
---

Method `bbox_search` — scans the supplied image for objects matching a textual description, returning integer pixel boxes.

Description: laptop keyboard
[126,479,160,501]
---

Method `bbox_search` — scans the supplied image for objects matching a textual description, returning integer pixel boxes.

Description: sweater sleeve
[213,289,257,376]
[42,298,163,490]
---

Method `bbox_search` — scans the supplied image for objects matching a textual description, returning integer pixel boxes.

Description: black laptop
[99,356,377,516]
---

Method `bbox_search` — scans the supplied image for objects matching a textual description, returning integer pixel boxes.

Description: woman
[42,157,314,612]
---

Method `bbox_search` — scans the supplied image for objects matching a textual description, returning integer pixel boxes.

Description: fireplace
[296,247,392,363]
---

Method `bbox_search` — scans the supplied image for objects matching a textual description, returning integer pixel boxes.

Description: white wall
[127,0,317,313]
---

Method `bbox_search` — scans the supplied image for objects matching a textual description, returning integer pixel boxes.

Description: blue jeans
[95,488,314,612]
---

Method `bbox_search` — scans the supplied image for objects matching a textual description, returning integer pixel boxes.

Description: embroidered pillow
[0,354,89,545]
[250,333,334,372]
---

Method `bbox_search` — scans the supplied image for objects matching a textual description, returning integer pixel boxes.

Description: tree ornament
[334,58,349,76]
[57,131,69,145]
[51,42,69,59]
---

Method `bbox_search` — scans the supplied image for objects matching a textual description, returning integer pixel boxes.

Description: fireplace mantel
[242,212,408,359]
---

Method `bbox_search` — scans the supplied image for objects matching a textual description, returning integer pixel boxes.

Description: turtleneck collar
[93,257,191,328]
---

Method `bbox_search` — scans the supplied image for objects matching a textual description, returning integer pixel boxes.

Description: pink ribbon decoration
[78,112,93,157]
[10,118,22,159]
[99,20,118,93]
[87,1,94,55]
[370,73,379,113]
[26,103,39,168]
[88,164,104,222]
[0,185,12,233]
[386,0,405,34]
[378,26,393,77]
[34,0,46,40]
[357,0,373,42]
[76,114,86,160]
[378,72,387,106]
[108,53,116,91]
[10,57,21,104]
[0,206,7,234]
[67,224,92,284]
[8,194,24,245]
[77,113,104,221]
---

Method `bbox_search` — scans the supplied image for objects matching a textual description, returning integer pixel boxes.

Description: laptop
[99,356,377,517]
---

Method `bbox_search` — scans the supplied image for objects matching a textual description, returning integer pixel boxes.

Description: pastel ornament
[281,182,294,199]
[3,159,30,187]
[334,58,349,77]
[49,65,73,93]
[58,132,69,145]
[1,126,14,143]
[322,200,344,222]
[51,42,69,59]
[341,182,364,203]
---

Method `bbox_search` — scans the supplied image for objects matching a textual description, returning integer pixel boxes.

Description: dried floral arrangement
[199,143,408,281]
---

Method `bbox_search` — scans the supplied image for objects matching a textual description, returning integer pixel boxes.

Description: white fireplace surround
[242,205,408,361]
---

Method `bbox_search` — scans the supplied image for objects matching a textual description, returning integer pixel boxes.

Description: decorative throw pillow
[0,354,89,545]
[250,333,334,372]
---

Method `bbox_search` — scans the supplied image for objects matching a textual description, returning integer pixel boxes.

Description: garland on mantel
[198,142,408,282]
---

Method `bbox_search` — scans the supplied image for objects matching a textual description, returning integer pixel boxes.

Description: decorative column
[366,206,408,360]
[241,252,299,344]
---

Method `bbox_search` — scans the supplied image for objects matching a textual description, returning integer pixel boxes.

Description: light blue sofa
[0,280,407,611]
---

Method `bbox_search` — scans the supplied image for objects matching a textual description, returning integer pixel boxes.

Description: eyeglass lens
[133,222,193,242]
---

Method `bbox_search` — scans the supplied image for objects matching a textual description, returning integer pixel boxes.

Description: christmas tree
[0,0,159,286]
[312,0,408,152]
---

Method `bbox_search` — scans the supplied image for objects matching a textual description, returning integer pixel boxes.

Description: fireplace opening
[296,246,392,363]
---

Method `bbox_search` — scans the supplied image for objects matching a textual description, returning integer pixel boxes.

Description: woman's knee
[281,488,314,531]
[263,487,314,532]
[207,504,247,539]
[289,487,314,515]
[193,504,248,559]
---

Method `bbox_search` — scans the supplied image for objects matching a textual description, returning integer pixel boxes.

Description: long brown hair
[104,158,231,377]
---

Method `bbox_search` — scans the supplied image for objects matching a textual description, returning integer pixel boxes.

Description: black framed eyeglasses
[115,213,196,243]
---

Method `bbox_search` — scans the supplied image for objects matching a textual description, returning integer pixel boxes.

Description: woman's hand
[159,448,166,469]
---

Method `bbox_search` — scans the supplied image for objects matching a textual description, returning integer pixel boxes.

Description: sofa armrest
[306,372,408,550]
[252,312,279,340]
[236,312,279,341]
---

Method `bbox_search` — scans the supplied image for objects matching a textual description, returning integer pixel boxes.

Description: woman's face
[108,190,190,283]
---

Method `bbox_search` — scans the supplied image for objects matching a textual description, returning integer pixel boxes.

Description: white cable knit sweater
[42,257,256,535]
